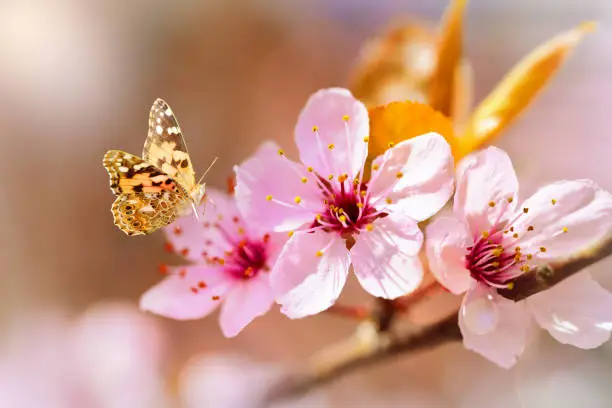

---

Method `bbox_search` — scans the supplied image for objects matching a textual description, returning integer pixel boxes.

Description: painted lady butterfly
[103,99,214,236]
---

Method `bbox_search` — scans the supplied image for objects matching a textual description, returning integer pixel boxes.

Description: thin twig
[498,234,612,301]
[266,313,461,403]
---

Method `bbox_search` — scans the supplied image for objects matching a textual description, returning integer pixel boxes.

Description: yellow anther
[372,164,380,171]
[365,224,373,232]
[540,246,547,253]
[312,126,319,132]
[363,136,369,143]
[315,250,323,257]
[237,227,245,235]
[506,282,515,290]
[526,254,533,260]
[301,177,308,184]
[338,174,347,182]
[507,197,514,203]
[316,214,322,221]
[492,248,503,256]
[342,114,350,121]
[513,233,519,239]
[562,226,568,233]
[218,258,225,266]
[288,231,294,237]
[265,195,273,201]
[328,143,335,150]
[482,231,490,239]
[277,149,284,156]
[491,261,500,268]
[387,142,395,148]
[356,202,364,208]
[294,196,302,204]
[307,166,313,172]
[510,227,514,232]
[527,225,534,231]
[338,215,347,223]
[396,171,404,179]
[520,265,530,272]
[488,201,496,207]
[328,174,334,180]
[523,207,529,213]
[551,199,557,205]
[386,197,392,204]
[360,190,367,197]
[217,214,223,221]
[514,246,521,252]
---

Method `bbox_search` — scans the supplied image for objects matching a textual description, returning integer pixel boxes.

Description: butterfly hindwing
[111,191,182,236]
[143,99,196,192]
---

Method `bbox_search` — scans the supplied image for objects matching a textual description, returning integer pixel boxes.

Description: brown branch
[266,313,461,404]
[498,234,612,301]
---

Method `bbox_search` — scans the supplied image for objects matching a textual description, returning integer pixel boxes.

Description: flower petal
[368,133,454,222]
[219,274,275,338]
[514,180,612,259]
[425,216,472,294]
[234,141,322,232]
[270,231,350,319]
[454,147,518,236]
[527,273,612,349]
[140,265,233,320]
[294,88,369,179]
[351,211,424,298]
[164,188,241,262]
[459,283,533,368]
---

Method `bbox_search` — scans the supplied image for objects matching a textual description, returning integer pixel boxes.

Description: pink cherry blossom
[235,88,454,318]
[140,188,286,337]
[426,146,612,368]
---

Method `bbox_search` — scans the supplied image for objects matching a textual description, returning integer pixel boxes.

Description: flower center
[312,175,378,236]
[223,238,269,280]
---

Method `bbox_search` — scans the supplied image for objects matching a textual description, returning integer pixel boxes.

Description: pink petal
[219,274,275,338]
[270,231,350,318]
[351,211,424,298]
[367,133,454,222]
[140,265,233,320]
[514,180,612,259]
[294,88,369,179]
[454,147,519,236]
[425,216,472,295]
[234,141,322,232]
[527,273,612,348]
[459,282,533,368]
[164,188,240,262]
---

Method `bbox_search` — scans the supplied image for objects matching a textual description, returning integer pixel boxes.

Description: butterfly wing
[143,99,196,192]
[103,150,189,235]
[111,191,182,236]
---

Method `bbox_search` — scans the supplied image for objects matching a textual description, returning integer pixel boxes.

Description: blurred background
[1,0,612,406]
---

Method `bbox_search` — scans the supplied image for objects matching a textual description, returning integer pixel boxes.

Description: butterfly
[103,99,216,236]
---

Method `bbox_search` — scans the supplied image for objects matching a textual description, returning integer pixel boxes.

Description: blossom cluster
[141,88,612,368]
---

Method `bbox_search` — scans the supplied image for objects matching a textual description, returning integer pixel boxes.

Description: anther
[482,231,490,239]
[488,201,496,207]
[312,126,319,132]
[396,171,404,179]
[387,142,395,148]
[365,224,373,232]
[288,231,294,237]
[328,174,334,180]
[551,199,557,205]
[158,264,168,274]
[212,296,220,301]
[386,197,392,204]
[198,281,207,289]
[328,144,335,150]
[363,136,369,142]
[513,233,519,238]
[173,226,183,235]
[342,115,350,121]
[278,149,284,156]
[237,227,245,235]
[301,177,308,184]
[523,207,529,213]
[338,215,347,223]
[307,166,313,172]
[562,226,568,233]
[540,247,547,253]
[507,197,514,203]
[506,282,515,290]
[372,164,380,171]
[316,250,323,257]
[527,225,534,231]
[294,196,302,204]
[265,195,273,201]
[180,248,190,257]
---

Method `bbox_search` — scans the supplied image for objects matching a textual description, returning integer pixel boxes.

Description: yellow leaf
[459,22,597,158]
[429,0,468,117]
[367,101,456,174]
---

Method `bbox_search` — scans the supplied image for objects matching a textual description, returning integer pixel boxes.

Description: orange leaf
[428,0,468,117]
[367,101,456,173]
[459,22,597,158]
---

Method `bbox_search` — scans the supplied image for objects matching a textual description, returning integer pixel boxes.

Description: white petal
[527,272,612,348]
[270,231,350,319]
[459,283,534,368]
[425,216,472,294]
[454,147,519,236]
[368,133,454,221]
[351,211,424,298]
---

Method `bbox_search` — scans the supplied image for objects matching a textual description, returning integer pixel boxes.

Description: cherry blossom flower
[140,188,286,337]
[235,88,454,318]
[426,146,612,368]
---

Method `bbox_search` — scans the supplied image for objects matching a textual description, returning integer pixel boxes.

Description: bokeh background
[1,0,612,406]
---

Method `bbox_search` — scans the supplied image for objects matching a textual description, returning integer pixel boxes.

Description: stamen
[315,250,324,257]
[277,149,284,156]
[294,196,302,204]
[527,225,534,231]
[312,126,318,132]
[562,226,568,233]
[363,136,369,142]
[288,231,294,237]
[551,199,557,205]
[523,207,529,213]
[342,115,350,121]
[507,197,514,203]
[396,172,403,179]
[328,144,335,150]
[266,195,273,201]
[488,201,496,207]
[387,142,395,148]
[365,224,373,232]
[301,177,308,184]
[540,247,547,253]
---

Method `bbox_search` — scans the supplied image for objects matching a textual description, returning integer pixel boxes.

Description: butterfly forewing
[143,99,196,192]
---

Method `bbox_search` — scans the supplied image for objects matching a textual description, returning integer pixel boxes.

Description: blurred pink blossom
[0,302,168,408]
[141,188,287,337]
[235,88,454,318]
[426,146,612,368]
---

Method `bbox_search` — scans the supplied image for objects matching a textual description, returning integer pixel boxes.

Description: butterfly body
[103,99,205,236]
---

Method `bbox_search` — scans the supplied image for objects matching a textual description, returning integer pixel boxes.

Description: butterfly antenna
[196,157,218,186]
[191,201,201,222]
